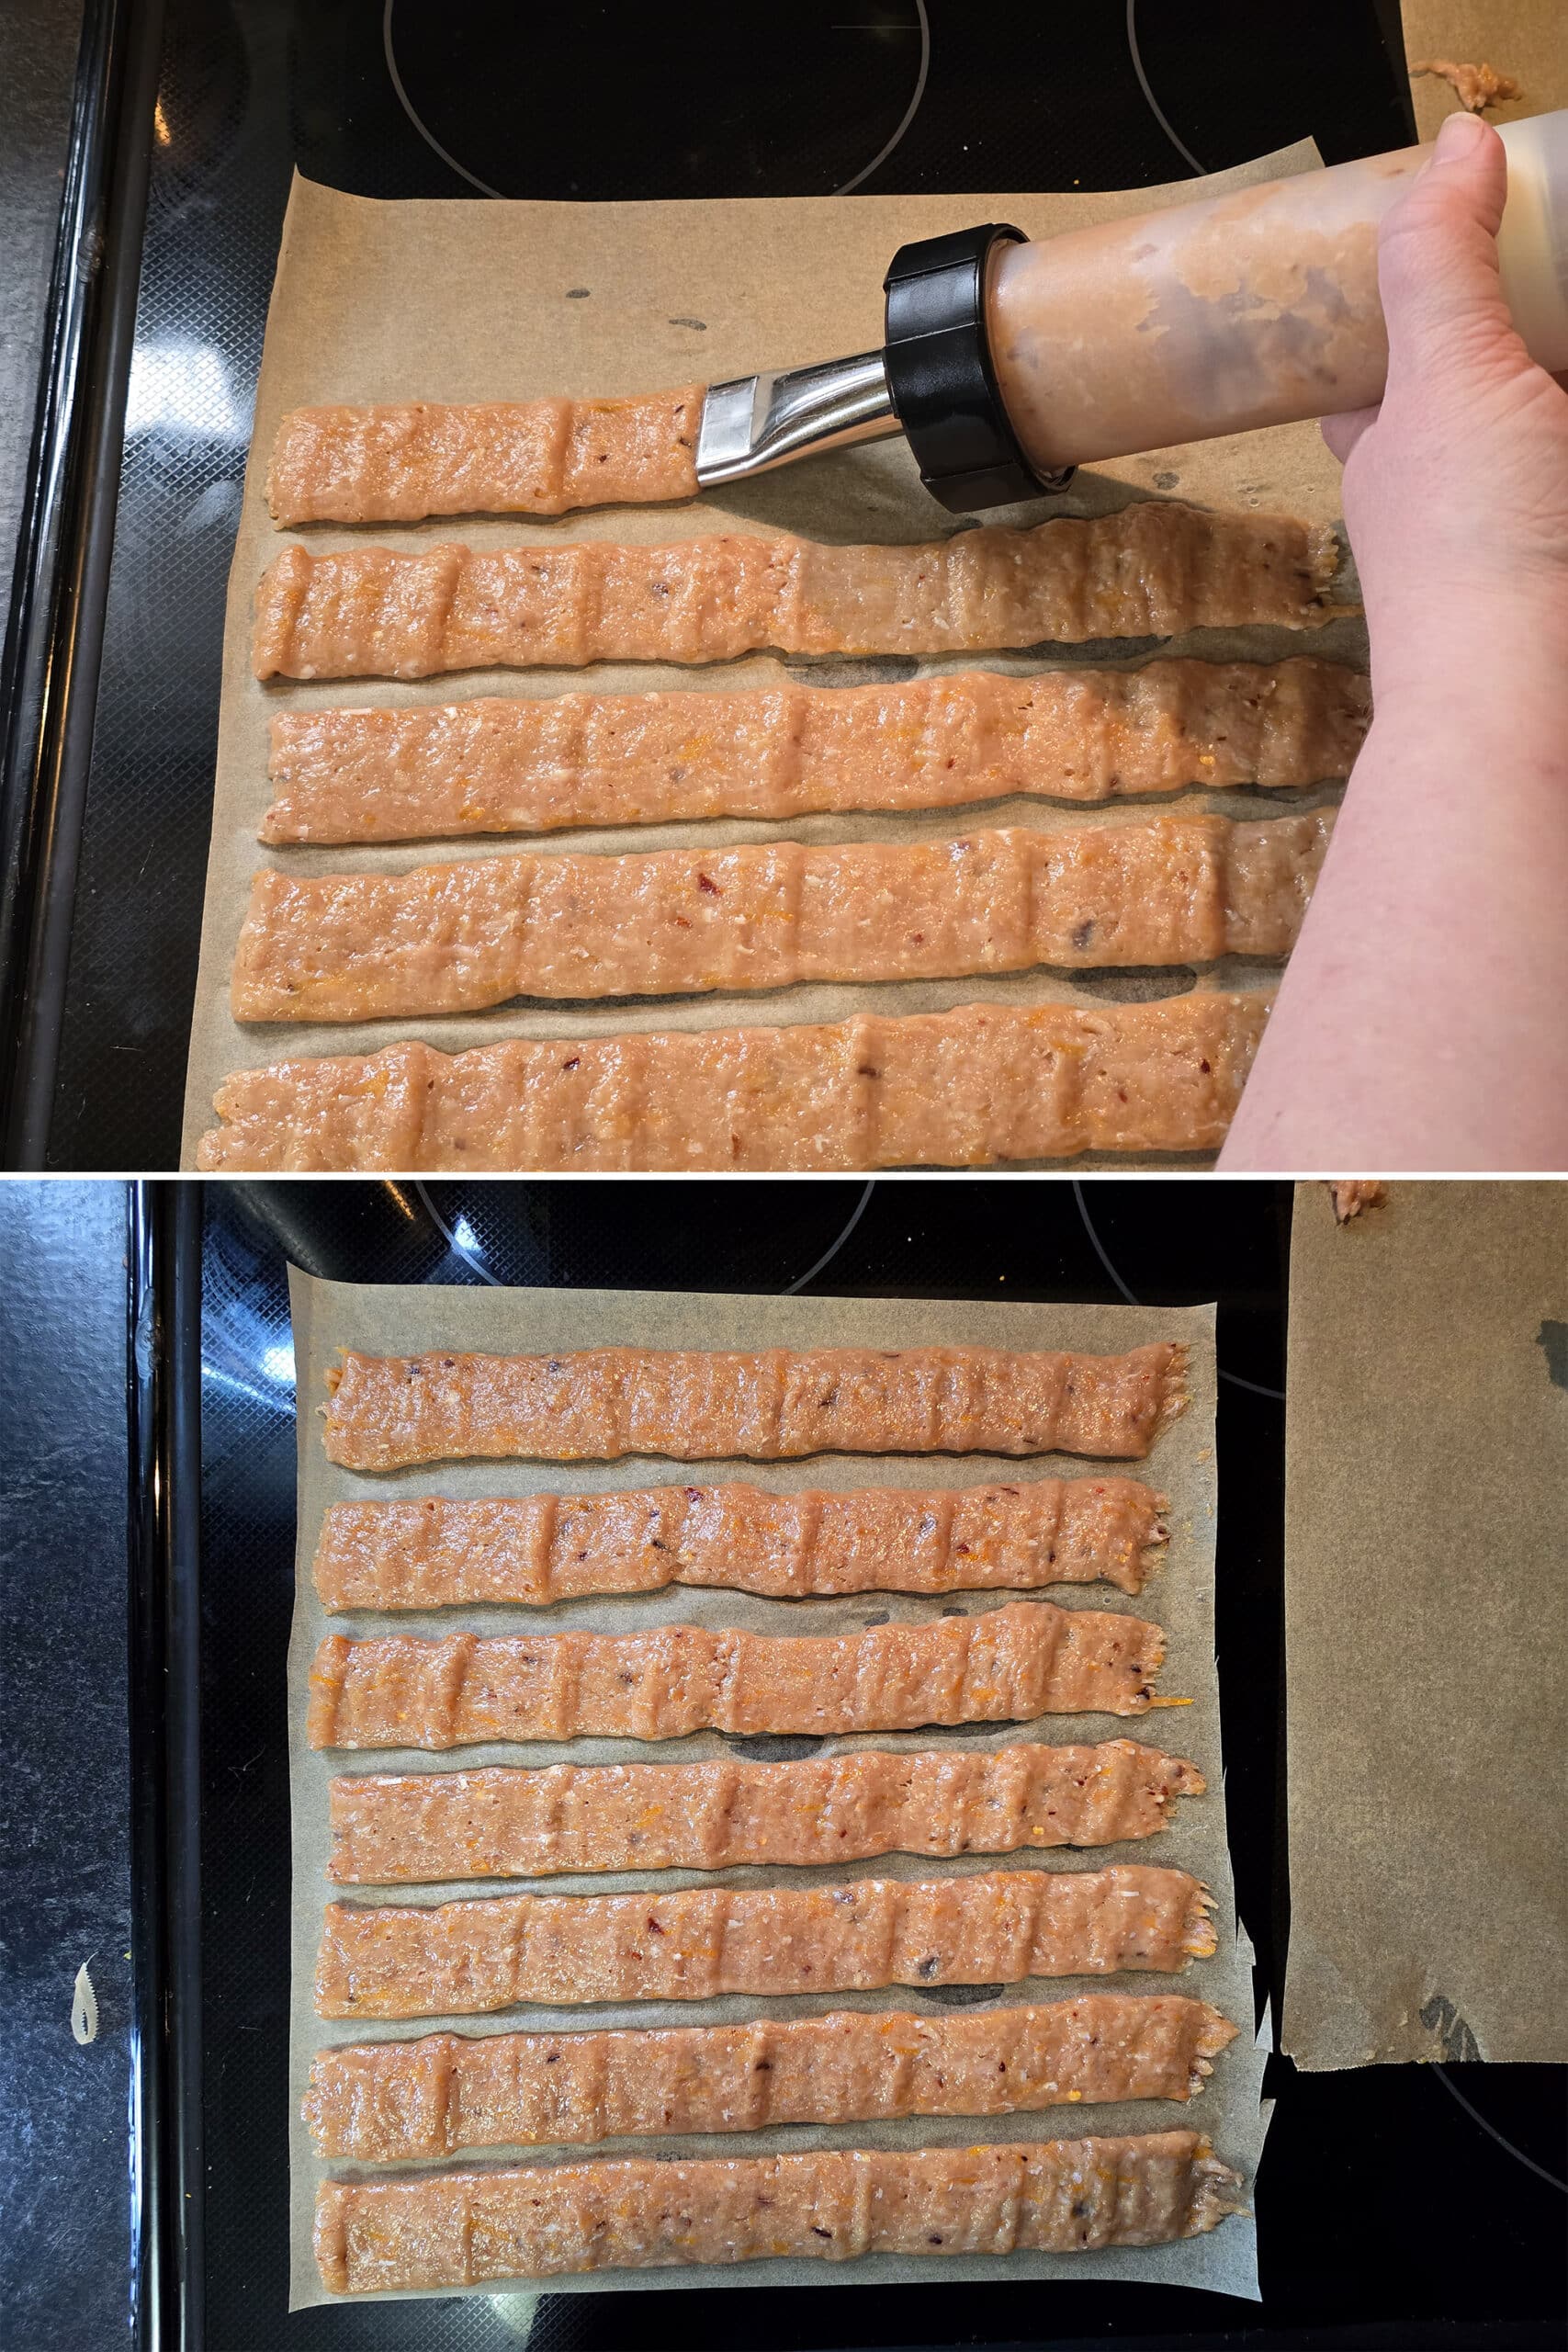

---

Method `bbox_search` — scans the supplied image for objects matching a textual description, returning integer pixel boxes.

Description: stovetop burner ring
[383,0,503,198]
[410,1176,879,1296]
[829,0,931,195]
[381,0,931,202]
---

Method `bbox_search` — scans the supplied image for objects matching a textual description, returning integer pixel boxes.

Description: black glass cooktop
[182,1176,1564,2350]
[18,0,1415,1169]
[300,0,1413,203]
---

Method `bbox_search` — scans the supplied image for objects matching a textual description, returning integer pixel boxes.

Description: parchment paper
[1282,1182,1568,2068]
[286,1276,1267,2312]
[181,143,1367,1168]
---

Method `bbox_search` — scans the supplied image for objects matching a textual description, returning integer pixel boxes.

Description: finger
[1322,405,1378,464]
[1377,111,1519,390]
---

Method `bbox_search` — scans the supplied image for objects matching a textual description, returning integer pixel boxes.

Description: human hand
[1225,110,1568,1173]
[1324,109,1568,671]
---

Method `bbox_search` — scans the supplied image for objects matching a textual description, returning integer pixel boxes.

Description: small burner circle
[384,0,928,200]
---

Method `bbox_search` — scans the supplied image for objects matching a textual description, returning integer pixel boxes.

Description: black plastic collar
[882,221,1073,513]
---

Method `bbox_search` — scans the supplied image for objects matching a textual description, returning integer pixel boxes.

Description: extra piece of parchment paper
[181,141,1366,1169]
[1282,1182,1568,2069]
[286,1277,1268,2312]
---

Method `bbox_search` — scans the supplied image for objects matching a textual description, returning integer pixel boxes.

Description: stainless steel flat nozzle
[692,224,1073,512]
[694,350,898,488]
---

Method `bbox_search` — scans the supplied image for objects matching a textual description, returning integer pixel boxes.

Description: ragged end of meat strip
[323,1737,1205,1883]
[317,1340,1189,1469]
[257,660,1370,845]
[1410,58,1521,111]
[251,502,1346,681]
[312,2132,1247,2290]
[314,1864,1217,2016]
[266,389,703,525]
[1327,1179,1387,1224]
[309,1478,1171,1610]
[306,1600,1172,1749]
[302,1996,1240,2159]
[195,994,1270,1172]
[229,813,1331,1024]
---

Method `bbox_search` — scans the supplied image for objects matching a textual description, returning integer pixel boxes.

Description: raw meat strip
[315,1863,1217,2015]
[267,390,702,526]
[313,2132,1246,2289]
[320,1341,1189,1468]
[251,502,1343,680]
[258,658,1369,843]
[310,1479,1170,1611]
[231,812,1330,1023]
[302,1994,1238,2158]
[306,1600,1171,1749]
[194,992,1269,1171]
[325,1739,1204,1883]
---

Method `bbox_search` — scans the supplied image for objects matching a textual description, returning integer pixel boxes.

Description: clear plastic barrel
[986,110,1568,475]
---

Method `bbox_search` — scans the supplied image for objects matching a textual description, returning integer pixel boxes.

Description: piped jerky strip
[326,1739,1203,1883]
[321,1341,1187,1470]
[308,1601,1170,1750]
[316,1344,1188,1472]
[312,1478,1168,1611]
[317,1863,1215,2016]
[305,1996,1238,2158]
[196,993,1269,1171]
[314,2132,1245,2290]
[252,502,1342,680]
[266,389,703,526]
[231,813,1331,1024]
[259,658,1370,843]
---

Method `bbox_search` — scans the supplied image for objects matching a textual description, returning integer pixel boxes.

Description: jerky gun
[695,110,1568,508]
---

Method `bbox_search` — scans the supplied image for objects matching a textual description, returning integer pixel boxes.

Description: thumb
[1377,110,1516,390]
[1322,402,1378,465]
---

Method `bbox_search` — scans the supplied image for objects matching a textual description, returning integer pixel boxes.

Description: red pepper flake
[697,872,720,894]
[560,1057,580,1070]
